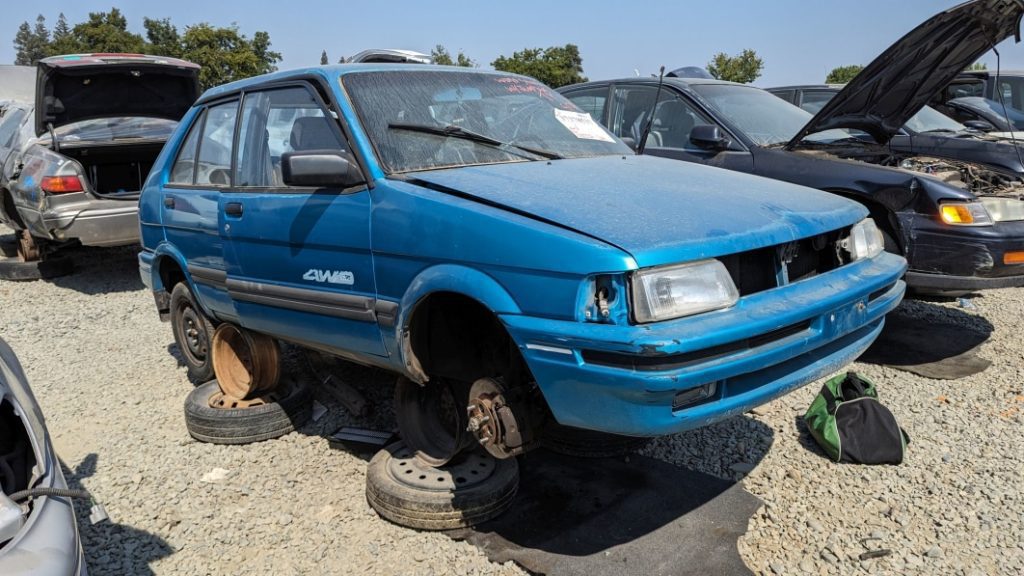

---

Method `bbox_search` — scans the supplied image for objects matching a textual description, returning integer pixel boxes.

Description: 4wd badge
[303,269,355,285]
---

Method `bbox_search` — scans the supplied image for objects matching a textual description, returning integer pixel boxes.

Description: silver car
[0,337,87,575]
[0,54,199,262]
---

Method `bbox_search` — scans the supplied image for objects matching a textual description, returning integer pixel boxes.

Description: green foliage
[320,50,329,65]
[432,45,475,67]
[10,9,282,90]
[967,62,987,71]
[825,64,864,84]
[706,49,764,84]
[13,15,51,65]
[179,24,282,89]
[491,44,586,88]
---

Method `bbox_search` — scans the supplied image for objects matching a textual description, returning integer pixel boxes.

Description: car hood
[788,0,1024,148]
[35,54,200,135]
[404,156,865,268]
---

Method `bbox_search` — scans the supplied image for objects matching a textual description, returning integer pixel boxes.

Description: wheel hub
[465,377,537,459]
[386,444,496,491]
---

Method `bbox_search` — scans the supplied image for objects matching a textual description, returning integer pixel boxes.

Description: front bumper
[502,252,906,437]
[906,217,1024,291]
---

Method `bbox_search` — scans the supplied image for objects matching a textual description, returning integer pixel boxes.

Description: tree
[320,50,329,65]
[432,44,475,67]
[825,64,864,84]
[179,23,282,89]
[707,49,763,83]
[68,9,146,54]
[49,13,80,55]
[13,15,50,64]
[967,62,987,71]
[143,17,182,58]
[492,44,586,88]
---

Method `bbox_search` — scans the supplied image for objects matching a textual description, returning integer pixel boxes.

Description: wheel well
[0,189,25,229]
[406,292,526,384]
[157,256,187,292]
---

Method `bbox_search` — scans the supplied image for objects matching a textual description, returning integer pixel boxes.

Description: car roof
[767,84,844,91]
[39,53,200,70]
[563,77,746,91]
[197,64,529,103]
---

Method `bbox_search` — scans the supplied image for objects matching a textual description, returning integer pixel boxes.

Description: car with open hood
[138,64,904,471]
[0,54,199,264]
[562,0,1024,294]
[768,84,1024,177]
[0,337,88,575]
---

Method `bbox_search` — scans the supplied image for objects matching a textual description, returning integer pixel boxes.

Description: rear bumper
[502,253,906,437]
[41,203,139,247]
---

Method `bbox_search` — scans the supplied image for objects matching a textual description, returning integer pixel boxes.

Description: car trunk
[58,140,166,198]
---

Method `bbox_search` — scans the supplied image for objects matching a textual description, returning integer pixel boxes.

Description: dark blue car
[138,65,905,466]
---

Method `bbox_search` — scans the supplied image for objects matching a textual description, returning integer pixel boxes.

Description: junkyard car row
[1,0,1023,572]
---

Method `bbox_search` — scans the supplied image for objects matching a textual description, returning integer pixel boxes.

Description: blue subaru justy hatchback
[138,65,906,463]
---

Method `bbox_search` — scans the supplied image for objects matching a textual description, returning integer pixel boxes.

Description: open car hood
[787,0,1024,149]
[35,54,200,135]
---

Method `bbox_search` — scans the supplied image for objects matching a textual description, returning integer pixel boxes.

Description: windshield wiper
[387,122,563,160]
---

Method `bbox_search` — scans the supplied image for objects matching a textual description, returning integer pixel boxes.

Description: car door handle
[163,197,175,209]
[224,202,244,217]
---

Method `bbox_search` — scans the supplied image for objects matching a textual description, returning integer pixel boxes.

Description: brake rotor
[466,377,534,459]
[385,443,496,491]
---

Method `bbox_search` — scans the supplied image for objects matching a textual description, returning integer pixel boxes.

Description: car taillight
[39,176,84,194]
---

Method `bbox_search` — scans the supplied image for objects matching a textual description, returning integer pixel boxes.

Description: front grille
[718,227,849,295]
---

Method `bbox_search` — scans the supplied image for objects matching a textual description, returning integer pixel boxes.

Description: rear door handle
[163,197,175,209]
[224,202,244,217]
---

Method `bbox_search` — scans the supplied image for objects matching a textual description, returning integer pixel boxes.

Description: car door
[161,100,239,318]
[220,83,385,358]
[607,84,754,171]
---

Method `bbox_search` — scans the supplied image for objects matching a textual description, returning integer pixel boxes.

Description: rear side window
[565,87,608,123]
[235,86,343,188]
[195,101,239,187]
[0,109,27,149]
[168,113,203,185]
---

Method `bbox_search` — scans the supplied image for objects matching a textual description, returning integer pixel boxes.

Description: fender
[149,242,219,319]
[391,264,522,382]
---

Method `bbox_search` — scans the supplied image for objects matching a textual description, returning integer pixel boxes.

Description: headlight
[979,197,1024,222]
[631,260,738,323]
[841,218,885,261]
[938,201,993,226]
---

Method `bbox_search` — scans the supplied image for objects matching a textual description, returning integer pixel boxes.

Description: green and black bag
[804,371,908,465]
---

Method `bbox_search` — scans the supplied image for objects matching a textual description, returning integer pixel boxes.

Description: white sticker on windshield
[554,109,615,142]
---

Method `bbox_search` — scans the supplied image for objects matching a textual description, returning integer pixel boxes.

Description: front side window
[343,71,630,173]
[195,101,238,187]
[235,86,343,187]
[609,86,714,150]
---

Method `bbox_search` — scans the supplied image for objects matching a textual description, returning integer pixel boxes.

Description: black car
[769,84,1024,177]
[943,96,1024,133]
[560,0,1024,294]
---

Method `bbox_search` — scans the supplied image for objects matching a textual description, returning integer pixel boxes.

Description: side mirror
[690,124,730,150]
[282,150,365,188]
[963,120,995,132]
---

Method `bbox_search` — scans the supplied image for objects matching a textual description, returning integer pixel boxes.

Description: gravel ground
[0,226,1021,575]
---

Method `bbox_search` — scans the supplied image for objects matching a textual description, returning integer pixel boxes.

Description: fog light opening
[672,381,719,411]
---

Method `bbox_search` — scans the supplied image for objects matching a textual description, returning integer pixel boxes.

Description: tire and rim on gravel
[542,423,650,458]
[211,323,281,399]
[184,379,313,444]
[170,283,216,383]
[366,441,519,530]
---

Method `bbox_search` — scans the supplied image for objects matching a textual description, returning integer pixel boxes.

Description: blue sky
[2,1,1023,87]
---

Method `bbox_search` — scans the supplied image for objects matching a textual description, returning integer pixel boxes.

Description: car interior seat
[652,100,694,148]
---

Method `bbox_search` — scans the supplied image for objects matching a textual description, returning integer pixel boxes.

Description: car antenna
[636,66,666,155]
[992,47,1024,174]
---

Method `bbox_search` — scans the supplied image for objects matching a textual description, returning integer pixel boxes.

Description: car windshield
[691,83,858,146]
[54,116,178,142]
[904,105,966,133]
[343,70,631,173]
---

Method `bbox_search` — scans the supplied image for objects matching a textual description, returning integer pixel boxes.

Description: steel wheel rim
[178,306,209,365]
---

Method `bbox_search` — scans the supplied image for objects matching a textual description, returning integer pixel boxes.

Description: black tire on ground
[170,283,216,383]
[541,423,650,458]
[0,253,73,281]
[183,379,313,445]
[366,441,519,530]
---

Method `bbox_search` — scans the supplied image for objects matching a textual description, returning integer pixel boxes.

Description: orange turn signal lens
[39,175,84,194]
[1004,251,1024,265]
[940,204,974,224]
